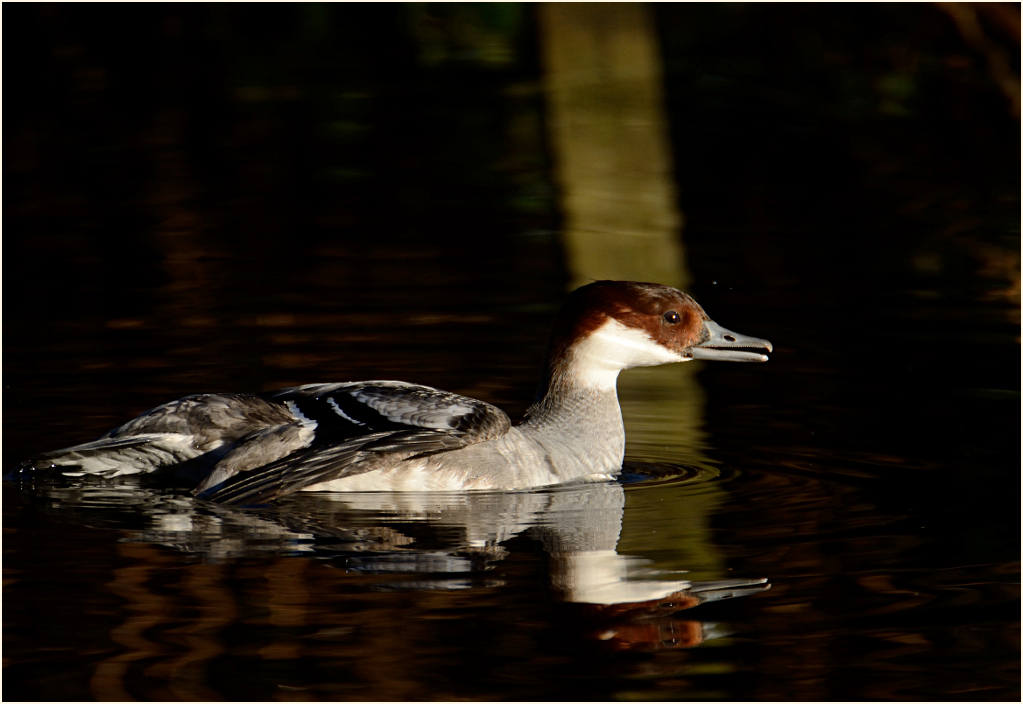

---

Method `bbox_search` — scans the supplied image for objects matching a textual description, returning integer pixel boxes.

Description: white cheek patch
[570,318,686,389]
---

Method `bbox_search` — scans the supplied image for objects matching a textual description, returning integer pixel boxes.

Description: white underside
[301,426,619,493]
[302,457,471,492]
[302,466,618,493]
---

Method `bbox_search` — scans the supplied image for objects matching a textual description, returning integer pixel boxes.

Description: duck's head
[544,280,773,390]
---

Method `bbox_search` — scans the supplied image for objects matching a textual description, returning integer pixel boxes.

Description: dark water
[4,4,1020,701]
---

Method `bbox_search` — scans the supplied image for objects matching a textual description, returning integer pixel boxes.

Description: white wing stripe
[327,397,366,426]
[286,400,320,430]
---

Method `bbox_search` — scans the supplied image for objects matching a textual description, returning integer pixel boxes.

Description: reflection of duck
[29,477,768,608]
[22,281,771,504]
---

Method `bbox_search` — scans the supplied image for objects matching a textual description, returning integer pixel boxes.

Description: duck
[20,281,772,505]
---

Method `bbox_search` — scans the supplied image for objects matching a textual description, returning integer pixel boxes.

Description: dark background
[5,3,1018,315]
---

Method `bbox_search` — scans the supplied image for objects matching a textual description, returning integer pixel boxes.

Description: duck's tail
[14,433,206,480]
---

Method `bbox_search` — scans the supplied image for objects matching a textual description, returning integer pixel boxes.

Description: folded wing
[199,381,512,505]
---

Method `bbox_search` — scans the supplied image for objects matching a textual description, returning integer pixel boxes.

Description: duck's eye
[663,310,681,324]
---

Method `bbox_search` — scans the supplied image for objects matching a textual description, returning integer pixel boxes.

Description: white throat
[568,318,686,390]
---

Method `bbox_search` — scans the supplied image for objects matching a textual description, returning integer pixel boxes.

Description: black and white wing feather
[200,382,512,505]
